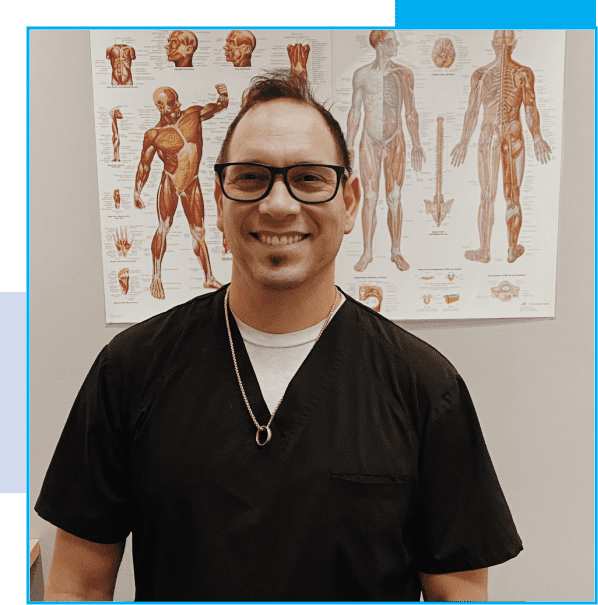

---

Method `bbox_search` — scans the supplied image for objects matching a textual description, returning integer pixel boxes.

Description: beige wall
[29,30,594,601]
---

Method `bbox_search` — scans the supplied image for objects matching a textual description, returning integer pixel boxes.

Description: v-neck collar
[220,286,351,453]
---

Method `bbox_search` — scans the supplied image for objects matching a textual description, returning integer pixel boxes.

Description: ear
[342,174,361,234]
[214,177,225,233]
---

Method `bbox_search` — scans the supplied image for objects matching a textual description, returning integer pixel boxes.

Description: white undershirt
[231,293,345,413]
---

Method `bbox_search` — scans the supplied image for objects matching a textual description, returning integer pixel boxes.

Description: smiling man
[36,72,522,602]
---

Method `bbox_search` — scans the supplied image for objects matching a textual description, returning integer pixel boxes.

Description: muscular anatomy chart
[347,30,425,273]
[451,30,552,265]
[91,29,564,322]
[134,84,228,299]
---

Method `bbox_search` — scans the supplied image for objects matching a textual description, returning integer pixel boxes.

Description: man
[223,30,256,67]
[347,30,425,273]
[451,30,551,264]
[165,30,198,67]
[133,84,227,298]
[37,72,521,601]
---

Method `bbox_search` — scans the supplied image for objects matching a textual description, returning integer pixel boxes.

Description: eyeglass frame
[213,162,349,204]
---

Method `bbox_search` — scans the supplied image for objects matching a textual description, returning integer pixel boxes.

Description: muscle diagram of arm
[113,189,120,209]
[133,85,227,299]
[348,30,425,274]
[109,108,123,162]
[425,116,453,226]
[359,285,383,312]
[451,30,551,265]
[106,44,136,85]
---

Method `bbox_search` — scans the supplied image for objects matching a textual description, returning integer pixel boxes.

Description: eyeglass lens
[221,164,339,202]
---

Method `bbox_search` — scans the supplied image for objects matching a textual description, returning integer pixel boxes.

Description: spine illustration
[425,116,453,226]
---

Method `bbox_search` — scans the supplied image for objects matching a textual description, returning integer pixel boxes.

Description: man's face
[154,89,182,121]
[215,99,360,293]
[165,33,187,62]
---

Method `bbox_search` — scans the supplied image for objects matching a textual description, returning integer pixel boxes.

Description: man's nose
[259,175,301,218]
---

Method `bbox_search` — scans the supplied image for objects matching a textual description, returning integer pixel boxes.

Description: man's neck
[227,276,338,334]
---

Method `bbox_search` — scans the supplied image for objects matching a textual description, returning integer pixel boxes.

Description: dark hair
[216,71,352,173]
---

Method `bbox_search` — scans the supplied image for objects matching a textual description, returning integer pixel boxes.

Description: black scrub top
[35,285,522,601]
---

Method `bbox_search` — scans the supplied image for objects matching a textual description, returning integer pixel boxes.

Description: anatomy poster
[90,30,565,323]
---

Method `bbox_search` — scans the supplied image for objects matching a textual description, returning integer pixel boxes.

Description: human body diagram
[106,44,136,85]
[134,85,229,299]
[109,108,123,162]
[347,30,425,273]
[451,30,551,264]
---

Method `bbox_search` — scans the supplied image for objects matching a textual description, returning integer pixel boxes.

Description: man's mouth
[251,232,309,247]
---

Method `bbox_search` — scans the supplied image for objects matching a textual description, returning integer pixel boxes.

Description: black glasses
[214,163,348,204]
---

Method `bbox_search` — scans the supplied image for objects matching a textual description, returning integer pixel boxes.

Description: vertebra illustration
[425,116,453,227]
[491,280,520,301]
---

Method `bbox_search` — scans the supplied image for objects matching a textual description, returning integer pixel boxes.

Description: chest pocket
[325,472,416,575]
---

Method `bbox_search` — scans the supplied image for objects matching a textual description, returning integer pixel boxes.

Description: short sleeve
[416,374,523,573]
[35,346,131,544]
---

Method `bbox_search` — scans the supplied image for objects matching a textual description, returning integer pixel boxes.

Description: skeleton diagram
[451,30,552,264]
[134,85,228,299]
[223,31,256,67]
[347,30,425,273]
[106,44,136,85]
[165,31,198,67]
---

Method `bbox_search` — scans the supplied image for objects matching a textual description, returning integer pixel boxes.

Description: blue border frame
[25,23,597,605]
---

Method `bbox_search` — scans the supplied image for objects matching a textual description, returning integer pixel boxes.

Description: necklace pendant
[256,426,272,446]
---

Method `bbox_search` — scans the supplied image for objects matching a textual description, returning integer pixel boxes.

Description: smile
[251,232,309,246]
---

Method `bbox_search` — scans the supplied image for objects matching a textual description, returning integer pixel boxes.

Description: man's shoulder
[106,287,225,361]
[344,293,459,381]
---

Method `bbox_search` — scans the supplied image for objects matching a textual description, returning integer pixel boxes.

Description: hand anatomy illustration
[165,31,198,68]
[451,30,552,264]
[491,280,520,301]
[113,227,133,257]
[359,285,383,312]
[223,31,256,67]
[134,85,228,299]
[432,38,455,68]
[109,108,123,162]
[106,44,136,85]
[347,30,425,273]
[425,116,453,227]
[114,189,120,209]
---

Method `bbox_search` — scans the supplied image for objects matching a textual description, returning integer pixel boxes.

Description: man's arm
[133,129,157,209]
[199,84,229,121]
[400,67,425,172]
[517,66,551,164]
[44,528,125,602]
[421,568,488,601]
[451,68,484,167]
[346,70,364,166]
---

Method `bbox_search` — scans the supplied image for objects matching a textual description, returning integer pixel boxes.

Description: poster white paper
[90,29,565,323]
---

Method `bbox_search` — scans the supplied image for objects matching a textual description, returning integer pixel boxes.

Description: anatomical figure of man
[451,30,551,264]
[347,30,425,273]
[134,85,228,299]
[165,30,198,67]
[223,30,256,67]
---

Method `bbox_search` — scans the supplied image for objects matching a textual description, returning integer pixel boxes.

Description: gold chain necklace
[224,286,340,446]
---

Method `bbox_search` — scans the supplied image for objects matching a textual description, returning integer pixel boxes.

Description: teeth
[258,234,305,246]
